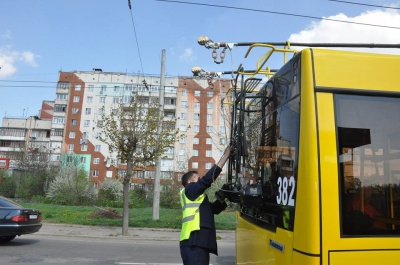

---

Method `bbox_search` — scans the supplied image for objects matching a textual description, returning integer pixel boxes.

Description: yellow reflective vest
[180,188,205,241]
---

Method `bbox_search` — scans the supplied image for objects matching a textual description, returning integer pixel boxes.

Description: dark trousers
[180,246,210,265]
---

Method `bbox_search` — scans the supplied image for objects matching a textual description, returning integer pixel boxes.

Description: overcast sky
[1,0,400,118]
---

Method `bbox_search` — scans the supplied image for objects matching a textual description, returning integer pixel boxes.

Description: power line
[154,0,400,30]
[128,0,145,74]
[328,0,400,10]
[0,80,56,84]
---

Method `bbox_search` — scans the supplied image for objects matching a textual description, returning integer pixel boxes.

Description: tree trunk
[122,159,132,236]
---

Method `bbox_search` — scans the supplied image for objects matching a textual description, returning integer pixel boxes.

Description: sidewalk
[37,222,235,242]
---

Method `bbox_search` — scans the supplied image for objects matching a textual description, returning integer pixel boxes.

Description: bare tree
[11,148,58,198]
[98,92,179,235]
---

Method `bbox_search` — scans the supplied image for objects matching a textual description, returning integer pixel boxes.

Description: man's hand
[215,190,226,201]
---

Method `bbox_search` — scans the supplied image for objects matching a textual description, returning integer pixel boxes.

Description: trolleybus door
[317,92,400,265]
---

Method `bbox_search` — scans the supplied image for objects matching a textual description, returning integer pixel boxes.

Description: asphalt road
[0,223,236,265]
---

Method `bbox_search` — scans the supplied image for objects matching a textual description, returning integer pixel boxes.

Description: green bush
[16,171,51,199]
[31,195,49,204]
[129,188,152,208]
[97,179,123,207]
[46,167,96,206]
[160,182,181,209]
[0,173,17,198]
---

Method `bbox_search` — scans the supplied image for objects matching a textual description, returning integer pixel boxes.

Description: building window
[68,144,74,151]
[84,120,90,127]
[113,97,119,104]
[180,125,186,131]
[206,126,213,133]
[182,89,187,96]
[194,113,200,120]
[72,108,79,114]
[193,137,199,144]
[75,85,81,91]
[71,119,77,126]
[85,108,91,115]
[207,114,212,121]
[81,156,86,163]
[93,170,99,177]
[98,108,104,115]
[73,96,80,102]
[51,129,63,136]
[69,132,76,138]
[87,96,93,103]
[180,113,187,120]
[194,102,200,108]
[206,138,212,144]
[179,136,186,144]
[93,158,100,164]
[165,147,174,154]
[100,97,106,103]
[206,150,212,157]
[56,93,68,100]
[88,85,94,92]
[95,145,101,152]
[100,85,106,94]
[193,150,198,156]
[179,149,185,156]
[114,86,120,92]
[208,91,213,97]
[207,102,213,109]
[165,86,177,93]
[205,162,212,169]
[52,117,65,124]
[123,95,131,104]
[57,82,70,90]
[194,90,201,96]
[51,142,62,149]
[194,125,199,132]
[219,126,226,133]
[220,138,226,145]
[81,144,88,151]
[181,101,188,108]
[54,104,66,112]
[192,162,198,169]
[82,132,89,139]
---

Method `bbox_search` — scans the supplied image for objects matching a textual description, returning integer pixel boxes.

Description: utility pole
[153,49,166,220]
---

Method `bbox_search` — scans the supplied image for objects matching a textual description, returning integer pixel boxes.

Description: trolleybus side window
[240,58,300,231]
[336,94,400,236]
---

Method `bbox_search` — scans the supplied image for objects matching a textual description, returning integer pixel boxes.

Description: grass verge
[21,202,236,230]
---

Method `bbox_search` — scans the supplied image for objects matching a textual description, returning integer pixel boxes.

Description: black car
[0,196,42,242]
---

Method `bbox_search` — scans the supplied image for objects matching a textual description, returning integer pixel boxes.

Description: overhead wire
[128,0,145,74]
[328,0,400,10]
[154,0,400,30]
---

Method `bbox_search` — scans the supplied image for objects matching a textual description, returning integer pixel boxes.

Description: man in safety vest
[180,145,232,265]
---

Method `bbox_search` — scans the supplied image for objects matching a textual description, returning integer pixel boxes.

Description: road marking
[116,263,213,265]
[116,263,185,265]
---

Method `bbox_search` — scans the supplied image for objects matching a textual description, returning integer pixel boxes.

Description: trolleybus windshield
[239,57,300,231]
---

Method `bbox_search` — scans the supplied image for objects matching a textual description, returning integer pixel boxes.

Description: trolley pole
[153,49,166,220]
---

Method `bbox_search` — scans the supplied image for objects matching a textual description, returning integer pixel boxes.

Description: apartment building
[55,70,231,189]
[0,100,60,171]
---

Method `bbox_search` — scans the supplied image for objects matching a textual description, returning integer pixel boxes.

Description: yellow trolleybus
[209,43,400,264]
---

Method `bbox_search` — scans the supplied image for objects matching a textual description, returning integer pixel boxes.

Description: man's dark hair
[181,171,198,187]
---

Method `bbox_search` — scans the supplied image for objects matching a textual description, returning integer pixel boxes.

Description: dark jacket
[180,165,227,255]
